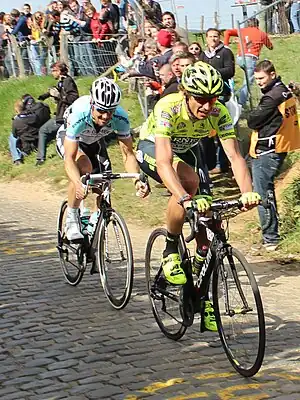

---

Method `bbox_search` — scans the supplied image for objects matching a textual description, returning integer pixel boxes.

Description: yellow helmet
[181,61,224,97]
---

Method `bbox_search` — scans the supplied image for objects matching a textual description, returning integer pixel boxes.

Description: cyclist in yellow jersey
[136,62,261,331]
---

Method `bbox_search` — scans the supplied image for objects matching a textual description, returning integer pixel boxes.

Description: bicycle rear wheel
[145,228,187,340]
[57,200,85,286]
[97,210,134,310]
[212,247,265,377]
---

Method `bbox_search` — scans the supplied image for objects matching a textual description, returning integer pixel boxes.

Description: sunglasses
[92,104,116,114]
[192,96,217,105]
[190,47,200,51]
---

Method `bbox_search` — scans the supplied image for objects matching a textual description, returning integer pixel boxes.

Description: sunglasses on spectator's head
[191,95,217,105]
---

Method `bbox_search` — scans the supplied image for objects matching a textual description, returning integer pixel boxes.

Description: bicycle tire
[212,247,265,377]
[57,200,85,286]
[145,228,187,340]
[97,210,134,310]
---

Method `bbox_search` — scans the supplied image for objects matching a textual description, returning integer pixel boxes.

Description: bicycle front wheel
[97,210,134,310]
[145,228,187,340]
[57,200,85,286]
[212,247,265,377]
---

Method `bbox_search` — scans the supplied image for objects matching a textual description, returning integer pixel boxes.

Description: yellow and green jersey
[139,92,236,153]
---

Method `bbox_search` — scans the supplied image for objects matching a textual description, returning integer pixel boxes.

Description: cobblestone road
[1,182,300,400]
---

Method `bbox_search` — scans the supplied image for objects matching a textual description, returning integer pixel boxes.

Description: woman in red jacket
[85,4,112,42]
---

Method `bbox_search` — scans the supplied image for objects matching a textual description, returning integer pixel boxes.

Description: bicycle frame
[80,172,146,263]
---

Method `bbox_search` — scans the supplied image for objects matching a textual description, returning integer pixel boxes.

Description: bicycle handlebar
[185,196,272,244]
[80,171,148,186]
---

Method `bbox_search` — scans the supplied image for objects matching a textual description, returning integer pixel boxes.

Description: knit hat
[157,29,172,48]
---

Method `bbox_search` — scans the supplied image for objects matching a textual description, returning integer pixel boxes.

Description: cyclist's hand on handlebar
[75,182,87,200]
[239,192,261,210]
[135,180,150,198]
[184,195,213,213]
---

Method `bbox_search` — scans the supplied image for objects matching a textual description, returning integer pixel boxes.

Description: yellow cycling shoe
[204,301,218,332]
[161,253,187,285]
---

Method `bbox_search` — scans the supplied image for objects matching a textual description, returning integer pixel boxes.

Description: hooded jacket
[248,77,300,156]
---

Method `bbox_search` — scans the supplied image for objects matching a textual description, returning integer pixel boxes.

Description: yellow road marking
[217,383,270,400]
[270,373,300,381]
[167,392,208,399]
[194,372,235,380]
[140,378,186,394]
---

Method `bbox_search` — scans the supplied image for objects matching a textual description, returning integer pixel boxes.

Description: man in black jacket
[248,60,300,250]
[37,62,79,166]
[9,94,51,165]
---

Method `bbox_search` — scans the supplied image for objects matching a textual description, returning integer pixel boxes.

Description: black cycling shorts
[136,139,211,195]
[56,132,112,173]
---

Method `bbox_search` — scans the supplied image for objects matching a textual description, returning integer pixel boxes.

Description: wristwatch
[177,193,192,206]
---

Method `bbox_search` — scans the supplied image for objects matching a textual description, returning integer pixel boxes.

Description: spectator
[189,41,202,60]
[161,11,189,44]
[10,8,32,75]
[165,28,180,45]
[177,51,195,74]
[247,60,300,251]
[36,62,79,166]
[155,29,173,66]
[169,51,194,82]
[27,12,47,76]
[86,4,112,41]
[224,17,273,107]
[43,10,61,63]
[9,94,51,165]
[114,0,128,31]
[172,40,188,55]
[129,29,173,80]
[0,13,5,77]
[141,0,162,25]
[159,63,179,97]
[100,0,120,34]
[287,0,300,33]
[169,53,182,81]
[23,3,32,19]
[199,28,235,174]
[45,1,58,14]
[259,0,273,33]
[200,28,235,102]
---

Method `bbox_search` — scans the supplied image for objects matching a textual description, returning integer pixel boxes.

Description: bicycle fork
[220,247,252,316]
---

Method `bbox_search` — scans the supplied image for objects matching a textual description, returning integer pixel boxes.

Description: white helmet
[91,77,121,111]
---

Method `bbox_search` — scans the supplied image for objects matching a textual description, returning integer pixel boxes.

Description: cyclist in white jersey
[56,77,149,241]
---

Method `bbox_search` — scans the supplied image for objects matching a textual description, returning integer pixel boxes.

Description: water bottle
[80,207,90,235]
[192,245,208,276]
[87,211,99,236]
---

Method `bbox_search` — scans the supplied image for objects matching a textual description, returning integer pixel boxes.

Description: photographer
[37,61,79,166]
[9,94,51,165]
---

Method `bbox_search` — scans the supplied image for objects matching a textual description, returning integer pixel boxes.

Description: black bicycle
[145,198,269,377]
[57,171,145,310]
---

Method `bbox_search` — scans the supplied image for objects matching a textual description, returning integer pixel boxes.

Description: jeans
[8,134,25,162]
[29,43,47,76]
[37,118,61,161]
[291,3,300,33]
[237,55,257,107]
[215,137,229,172]
[251,152,286,244]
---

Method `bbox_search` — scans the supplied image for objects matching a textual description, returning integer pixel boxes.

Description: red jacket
[224,27,273,57]
[90,11,112,41]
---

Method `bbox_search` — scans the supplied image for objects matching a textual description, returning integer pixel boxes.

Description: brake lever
[185,207,197,243]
